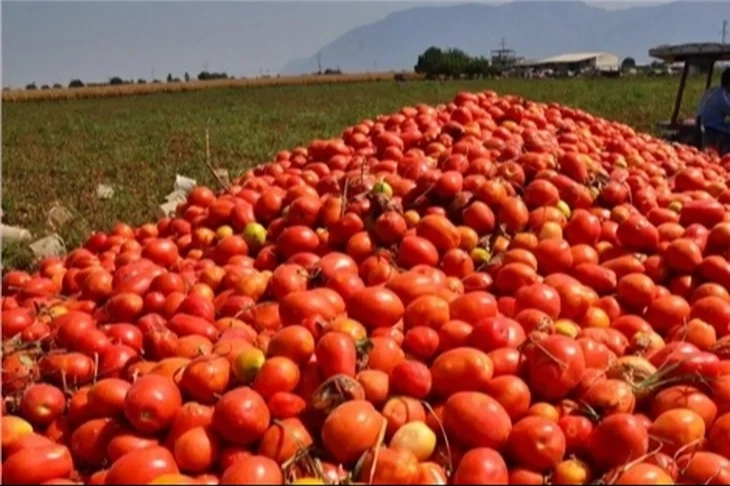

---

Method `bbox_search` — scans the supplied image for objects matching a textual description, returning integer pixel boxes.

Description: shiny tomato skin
[347,287,405,329]
[587,413,649,471]
[104,446,179,484]
[321,400,384,465]
[315,331,357,378]
[220,455,283,484]
[430,347,494,397]
[212,387,270,446]
[525,335,585,401]
[453,447,509,484]
[506,416,566,472]
[2,444,74,485]
[443,391,512,450]
[123,375,182,434]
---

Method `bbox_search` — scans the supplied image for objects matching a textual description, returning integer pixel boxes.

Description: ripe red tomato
[321,400,384,465]
[105,446,179,484]
[87,378,132,418]
[220,455,283,484]
[2,443,74,485]
[453,447,509,484]
[257,418,313,464]
[315,331,357,378]
[347,287,404,329]
[506,416,566,472]
[179,355,231,404]
[431,347,493,397]
[587,413,649,471]
[212,387,270,446]
[18,383,66,426]
[443,391,512,449]
[124,375,182,433]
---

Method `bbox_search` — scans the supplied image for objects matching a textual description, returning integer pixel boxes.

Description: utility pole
[316,51,323,74]
[723,20,728,44]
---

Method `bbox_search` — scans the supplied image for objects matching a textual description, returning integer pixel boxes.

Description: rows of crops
[1,73,398,103]
[3,89,730,484]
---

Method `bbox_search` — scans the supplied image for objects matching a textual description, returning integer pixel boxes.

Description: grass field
[1,75,710,269]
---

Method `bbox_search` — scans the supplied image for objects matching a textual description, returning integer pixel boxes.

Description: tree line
[17,51,654,90]
[23,70,231,91]
[414,47,502,79]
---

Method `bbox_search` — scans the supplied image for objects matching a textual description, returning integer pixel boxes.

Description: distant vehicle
[649,42,730,147]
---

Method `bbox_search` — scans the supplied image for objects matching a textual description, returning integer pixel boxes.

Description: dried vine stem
[204,127,232,193]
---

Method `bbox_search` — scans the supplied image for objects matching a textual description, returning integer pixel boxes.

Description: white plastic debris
[153,175,195,220]
[1,224,32,244]
[165,190,189,204]
[95,184,115,200]
[29,234,66,259]
[155,200,183,220]
[174,174,197,194]
[46,204,73,230]
[214,168,230,186]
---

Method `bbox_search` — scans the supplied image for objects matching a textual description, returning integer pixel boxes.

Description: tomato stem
[421,400,453,477]
[366,418,388,484]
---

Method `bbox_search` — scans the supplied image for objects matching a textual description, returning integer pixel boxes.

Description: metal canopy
[649,43,730,63]
[648,43,728,128]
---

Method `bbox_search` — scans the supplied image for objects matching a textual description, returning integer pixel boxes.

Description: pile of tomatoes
[4,90,730,485]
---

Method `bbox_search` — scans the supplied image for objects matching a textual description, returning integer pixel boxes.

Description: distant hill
[280,1,729,75]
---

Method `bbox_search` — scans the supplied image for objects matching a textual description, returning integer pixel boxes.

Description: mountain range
[280,1,730,75]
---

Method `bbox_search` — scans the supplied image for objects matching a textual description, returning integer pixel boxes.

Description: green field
[1,76,709,269]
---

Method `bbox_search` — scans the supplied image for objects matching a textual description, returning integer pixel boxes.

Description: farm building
[518,52,620,75]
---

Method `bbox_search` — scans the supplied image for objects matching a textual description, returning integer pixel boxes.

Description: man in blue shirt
[698,67,730,155]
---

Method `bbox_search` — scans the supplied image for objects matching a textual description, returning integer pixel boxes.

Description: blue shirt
[698,86,730,135]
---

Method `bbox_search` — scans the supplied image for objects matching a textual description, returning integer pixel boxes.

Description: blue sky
[2,0,668,88]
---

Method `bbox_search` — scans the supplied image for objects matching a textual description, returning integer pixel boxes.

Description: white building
[520,52,621,74]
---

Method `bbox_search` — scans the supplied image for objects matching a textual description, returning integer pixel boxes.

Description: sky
[1,0,672,88]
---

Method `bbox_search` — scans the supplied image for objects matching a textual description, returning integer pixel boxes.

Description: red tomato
[443,391,512,450]
[315,331,357,378]
[430,347,493,397]
[506,416,566,472]
[19,383,66,426]
[524,335,586,401]
[347,287,404,329]
[105,446,179,484]
[220,455,283,484]
[587,413,649,471]
[212,387,270,446]
[3,444,74,484]
[453,447,509,484]
[257,418,314,464]
[321,400,384,465]
[124,375,182,433]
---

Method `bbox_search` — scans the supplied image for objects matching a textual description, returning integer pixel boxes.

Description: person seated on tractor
[697,67,730,155]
